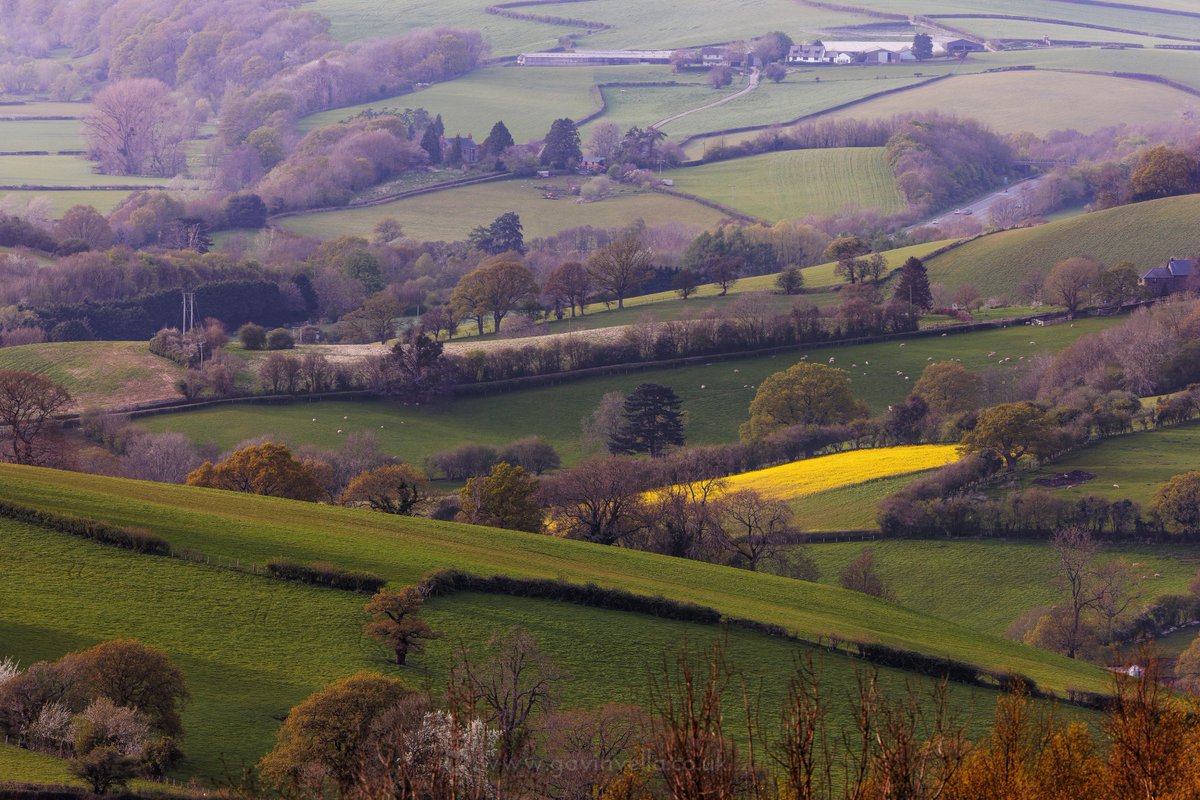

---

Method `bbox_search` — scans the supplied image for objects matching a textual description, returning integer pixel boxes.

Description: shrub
[426,443,499,480]
[238,323,267,350]
[266,327,295,350]
[49,319,93,342]
[0,500,169,555]
[265,559,386,593]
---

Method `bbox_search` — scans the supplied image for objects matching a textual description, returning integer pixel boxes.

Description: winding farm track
[650,68,761,130]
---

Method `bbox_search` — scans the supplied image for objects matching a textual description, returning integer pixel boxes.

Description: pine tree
[419,125,443,164]
[431,113,445,137]
[483,120,515,158]
[893,256,934,310]
[446,135,464,167]
[609,383,686,458]
[540,117,582,169]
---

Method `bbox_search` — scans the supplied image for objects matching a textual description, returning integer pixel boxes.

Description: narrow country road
[649,67,760,130]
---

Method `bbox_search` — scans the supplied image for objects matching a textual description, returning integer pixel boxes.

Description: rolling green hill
[141,317,1119,466]
[0,466,1109,707]
[661,148,906,222]
[926,195,1200,297]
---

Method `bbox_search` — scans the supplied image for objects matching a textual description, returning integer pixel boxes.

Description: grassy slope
[788,472,933,530]
[926,195,1200,297]
[309,0,852,52]
[5,514,1035,785]
[821,71,1200,136]
[1020,422,1200,506]
[300,65,685,142]
[526,240,961,333]
[0,341,183,412]
[0,189,148,216]
[803,539,1199,638]
[661,148,906,222]
[141,317,1119,466]
[0,465,1108,700]
[0,155,169,187]
[276,179,726,242]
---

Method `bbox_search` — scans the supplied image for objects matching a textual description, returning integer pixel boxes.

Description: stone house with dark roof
[1139,257,1195,296]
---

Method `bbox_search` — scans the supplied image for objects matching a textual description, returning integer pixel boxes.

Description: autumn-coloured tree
[824,235,872,284]
[0,370,72,464]
[258,672,414,798]
[364,588,441,666]
[459,462,542,532]
[186,442,324,501]
[66,639,190,738]
[741,362,868,440]
[959,402,1054,470]
[55,205,113,250]
[340,464,429,515]
[1152,471,1200,535]
[1130,145,1200,201]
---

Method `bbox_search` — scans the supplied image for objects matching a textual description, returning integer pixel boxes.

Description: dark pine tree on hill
[609,383,686,458]
[540,118,582,169]
[468,211,525,255]
[893,256,934,310]
[483,120,515,158]
[420,125,442,164]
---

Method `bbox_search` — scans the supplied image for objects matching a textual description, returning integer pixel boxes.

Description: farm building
[936,37,986,53]
[1139,257,1195,296]
[789,40,920,65]
[516,50,674,66]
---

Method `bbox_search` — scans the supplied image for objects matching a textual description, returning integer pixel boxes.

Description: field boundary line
[267,171,512,220]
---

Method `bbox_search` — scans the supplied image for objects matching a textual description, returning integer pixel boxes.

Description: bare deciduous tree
[84,79,192,176]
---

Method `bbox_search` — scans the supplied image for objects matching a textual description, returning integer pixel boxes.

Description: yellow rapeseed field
[720,445,960,502]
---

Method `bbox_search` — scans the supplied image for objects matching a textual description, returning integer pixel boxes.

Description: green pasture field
[593,78,741,136]
[984,48,1200,92]
[0,119,84,152]
[0,465,1110,707]
[820,70,1200,136]
[300,65,682,142]
[851,0,1200,39]
[925,194,1200,297]
[0,512,1036,784]
[1019,422,1200,507]
[306,0,566,53]
[0,101,88,118]
[936,17,1184,46]
[801,539,1200,637]
[0,341,183,412]
[661,148,906,222]
[0,155,169,188]
[141,317,1118,466]
[275,179,727,241]
[788,472,929,530]
[309,0,855,53]
[666,70,935,144]
[0,189,141,216]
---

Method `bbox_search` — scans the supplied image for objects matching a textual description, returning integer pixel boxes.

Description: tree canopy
[186,441,325,501]
[609,383,686,458]
[741,362,868,440]
[959,401,1055,469]
[540,118,582,169]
